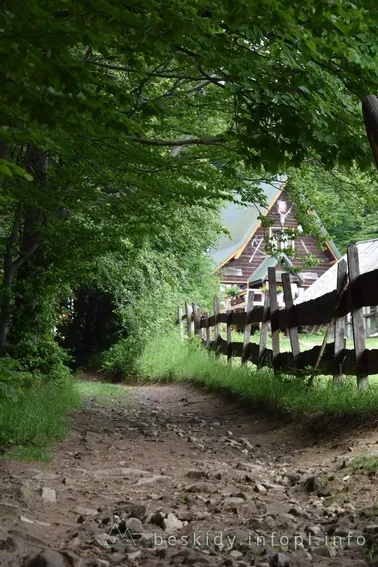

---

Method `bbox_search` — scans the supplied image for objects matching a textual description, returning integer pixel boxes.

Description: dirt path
[1,381,378,566]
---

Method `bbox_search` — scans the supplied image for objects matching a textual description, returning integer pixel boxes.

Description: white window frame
[269,227,294,251]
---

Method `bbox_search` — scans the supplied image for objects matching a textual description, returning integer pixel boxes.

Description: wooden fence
[178,244,378,389]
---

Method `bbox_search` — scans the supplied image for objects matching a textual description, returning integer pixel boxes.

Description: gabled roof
[210,179,285,268]
[295,238,378,305]
[210,179,341,269]
[248,253,304,286]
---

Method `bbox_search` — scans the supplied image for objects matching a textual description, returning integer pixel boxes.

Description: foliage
[2,0,378,381]
[7,337,71,381]
[0,359,27,400]
[287,164,378,252]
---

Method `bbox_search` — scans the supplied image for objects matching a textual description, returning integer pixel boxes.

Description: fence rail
[178,244,378,388]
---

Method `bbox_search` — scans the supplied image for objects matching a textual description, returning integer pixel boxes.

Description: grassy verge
[136,330,378,417]
[352,455,378,472]
[0,379,81,461]
[76,379,130,404]
[0,378,130,461]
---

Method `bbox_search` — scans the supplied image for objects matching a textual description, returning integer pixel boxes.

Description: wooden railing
[178,244,378,389]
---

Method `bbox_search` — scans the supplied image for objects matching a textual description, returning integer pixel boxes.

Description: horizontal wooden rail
[181,265,378,329]
[207,337,378,376]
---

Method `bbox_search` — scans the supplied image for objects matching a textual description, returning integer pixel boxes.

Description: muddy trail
[1,379,378,567]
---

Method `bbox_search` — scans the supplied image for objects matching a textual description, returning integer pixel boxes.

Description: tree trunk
[0,208,21,356]
[0,145,48,355]
[0,262,15,356]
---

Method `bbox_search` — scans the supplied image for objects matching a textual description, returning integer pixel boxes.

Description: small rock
[187,469,207,480]
[304,475,322,493]
[229,550,243,559]
[272,552,290,566]
[254,483,267,495]
[264,516,276,530]
[119,502,147,522]
[306,525,323,536]
[285,472,301,485]
[41,487,56,503]
[136,475,168,486]
[127,550,142,560]
[311,546,336,558]
[365,524,378,534]
[185,482,217,493]
[223,497,245,509]
[126,517,143,534]
[150,511,165,528]
[32,472,60,481]
[75,506,98,517]
[20,516,34,524]
[163,513,184,532]
[23,550,65,567]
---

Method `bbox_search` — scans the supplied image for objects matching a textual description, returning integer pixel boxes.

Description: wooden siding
[220,191,334,286]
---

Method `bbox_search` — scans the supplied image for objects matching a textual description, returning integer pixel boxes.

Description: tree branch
[83,60,225,81]
[126,136,227,147]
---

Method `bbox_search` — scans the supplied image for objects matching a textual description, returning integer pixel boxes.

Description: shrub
[102,335,144,378]
[6,335,71,383]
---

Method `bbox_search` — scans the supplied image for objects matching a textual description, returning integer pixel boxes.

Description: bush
[6,335,71,383]
[102,335,144,378]
[0,357,37,399]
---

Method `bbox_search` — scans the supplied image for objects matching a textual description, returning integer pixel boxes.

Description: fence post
[258,292,270,366]
[226,311,232,362]
[178,306,184,340]
[204,311,211,346]
[268,267,280,368]
[242,290,255,364]
[347,244,369,389]
[196,305,203,339]
[334,259,347,385]
[282,273,300,362]
[185,302,194,336]
[192,303,202,339]
[214,296,220,343]
[192,303,198,336]
[213,296,221,357]
[365,307,371,338]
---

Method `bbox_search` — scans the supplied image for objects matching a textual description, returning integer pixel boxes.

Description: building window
[269,227,294,251]
[223,267,243,277]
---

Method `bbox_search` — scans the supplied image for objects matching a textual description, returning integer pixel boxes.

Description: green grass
[352,455,378,472]
[76,380,129,403]
[230,328,378,353]
[136,330,378,417]
[0,377,129,462]
[0,379,81,461]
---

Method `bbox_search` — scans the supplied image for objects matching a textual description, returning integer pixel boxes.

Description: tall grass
[137,330,378,417]
[0,379,81,461]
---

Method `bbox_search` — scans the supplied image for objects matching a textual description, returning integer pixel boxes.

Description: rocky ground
[1,380,378,566]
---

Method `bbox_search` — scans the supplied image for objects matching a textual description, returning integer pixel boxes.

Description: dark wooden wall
[220,191,335,285]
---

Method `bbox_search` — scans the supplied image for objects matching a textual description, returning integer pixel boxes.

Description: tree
[287,164,378,252]
[2,0,378,363]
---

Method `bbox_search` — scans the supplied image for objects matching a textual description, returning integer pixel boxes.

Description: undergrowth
[0,379,81,461]
[136,330,378,417]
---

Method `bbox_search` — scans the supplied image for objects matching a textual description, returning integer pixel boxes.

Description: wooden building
[210,180,340,313]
